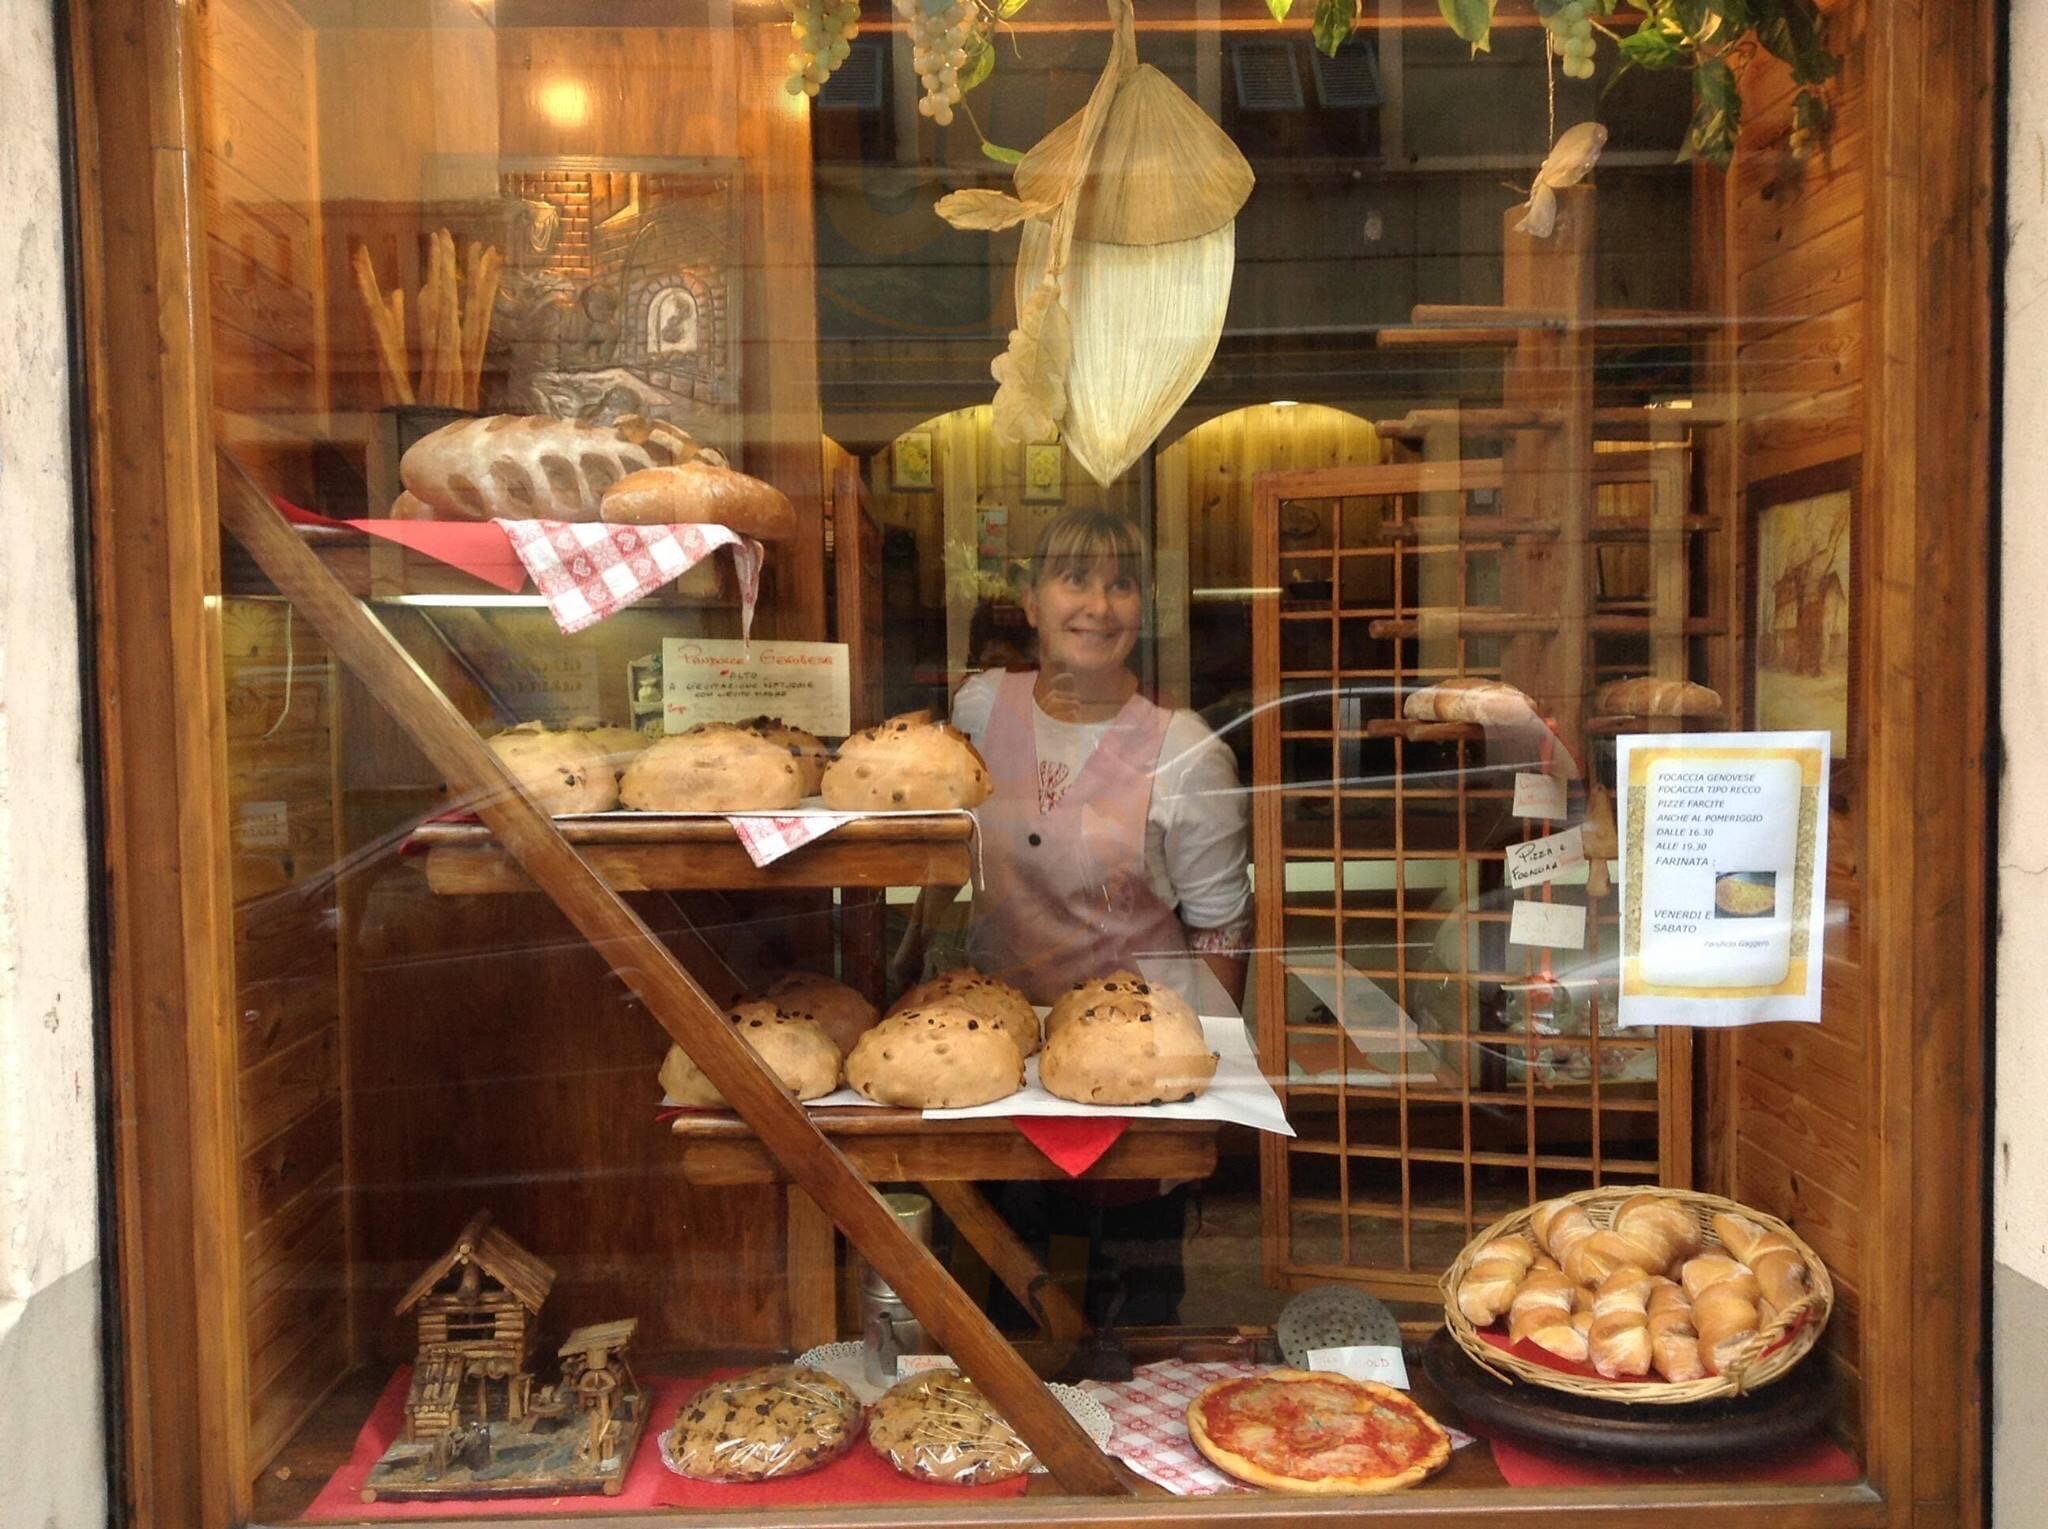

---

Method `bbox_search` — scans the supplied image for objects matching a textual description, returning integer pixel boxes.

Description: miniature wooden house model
[395,1211,557,1443]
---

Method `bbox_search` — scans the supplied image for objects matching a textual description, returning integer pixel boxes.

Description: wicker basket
[1438,1186,1832,1405]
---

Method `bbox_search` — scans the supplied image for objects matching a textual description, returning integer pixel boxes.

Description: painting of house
[1755,483,1852,755]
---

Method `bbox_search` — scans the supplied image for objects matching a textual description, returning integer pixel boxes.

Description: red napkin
[1489,1434,1859,1489]
[275,501,528,592]
[1012,1116,1131,1177]
[302,1367,1029,1520]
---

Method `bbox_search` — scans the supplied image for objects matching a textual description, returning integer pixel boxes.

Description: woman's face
[1026,557,1143,675]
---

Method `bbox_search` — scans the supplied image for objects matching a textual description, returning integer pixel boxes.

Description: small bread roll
[1038,988,1217,1106]
[760,971,879,1058]
[601,461,798,541]
[1045,969,1162,1038]
[659,1000,842,1108]
[822,715,992,811]
[739,716,829,797]
[845,1004,1024,1109]
[619,724,805,812]
[486,722,619,814]
[892,969,1040,1059]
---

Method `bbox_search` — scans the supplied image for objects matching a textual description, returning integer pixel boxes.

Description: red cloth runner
[276,502,529,591]
[303,1366,1027,1520]
[1489,1433,1859,1489]
[1013,1116,1131,1176]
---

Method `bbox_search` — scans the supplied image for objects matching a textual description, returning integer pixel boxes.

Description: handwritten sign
[1506,825,1586,889]
[1512,771,1569,820]
[1509,899,1587,951]
[1618,731,1830,1027]
[662,639,851,738]
[1307,1345,1410,1390]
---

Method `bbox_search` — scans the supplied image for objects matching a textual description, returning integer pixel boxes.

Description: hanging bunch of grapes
[1536,0,1604,80]
[897,0,991,127]
[784,0,864,98]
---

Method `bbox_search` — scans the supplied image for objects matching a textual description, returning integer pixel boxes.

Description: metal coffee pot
[860,1192,933,1388]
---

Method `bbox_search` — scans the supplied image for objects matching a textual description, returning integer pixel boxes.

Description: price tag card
[1512,771,1569,820]
[1306,1345,1410,1391]
[1509,899,1587,951]
[663,638,852,738]
[895,1353,956,1376]
[1506,825,1586,889]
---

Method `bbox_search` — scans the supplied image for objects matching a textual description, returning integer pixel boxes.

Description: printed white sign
[1512,771,1569,820]
[663,638,852,738]
[1509,899,1587,951]
[1506,825,1586,889]
[1617,731,1830,1027]
[1306,1345,1409,1390]
[237,800,291,850]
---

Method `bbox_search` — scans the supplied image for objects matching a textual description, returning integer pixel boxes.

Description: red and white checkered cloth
[495,520,763,636]
[726,812,860,868]
[1078,1361,1264,1496]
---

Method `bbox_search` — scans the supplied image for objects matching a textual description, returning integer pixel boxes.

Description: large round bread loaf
[760,971,878,1058]
[1045,969,1160,1038]
[486,723,619,813]
[400,413,696,521]
[1038,980,1216,1106]
[739,717,829,797]
[562,718,652,777]
[866,1371,1034,1485]
[619,724,805,812]
[659,1000,841,1108]
[893,969,1040,1058]
[1402,677,1537,727]
[666,1365,863,1481]
[845,1003,1024,1108]
[821,716,992,811]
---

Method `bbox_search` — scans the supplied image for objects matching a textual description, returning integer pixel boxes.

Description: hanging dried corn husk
[936,0,1253,485]
[1515,121,1607,238]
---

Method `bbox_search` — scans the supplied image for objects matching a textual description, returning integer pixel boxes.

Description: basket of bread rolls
[1439,1186,1831,1404]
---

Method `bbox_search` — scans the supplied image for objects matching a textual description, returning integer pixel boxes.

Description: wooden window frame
[64,0,1994,1523]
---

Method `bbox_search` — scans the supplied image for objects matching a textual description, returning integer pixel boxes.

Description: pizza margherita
[1185,1369,1450,1495]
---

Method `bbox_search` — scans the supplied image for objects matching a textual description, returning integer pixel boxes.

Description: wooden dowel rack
[1367,612,1727,639]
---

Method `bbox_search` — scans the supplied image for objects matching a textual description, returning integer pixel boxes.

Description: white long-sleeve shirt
[951,670,1253,945]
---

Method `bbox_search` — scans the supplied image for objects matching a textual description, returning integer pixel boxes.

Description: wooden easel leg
[926,1181,1088,1345]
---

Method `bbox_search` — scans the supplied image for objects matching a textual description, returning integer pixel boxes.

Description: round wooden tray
[1421,1328,1834,1463]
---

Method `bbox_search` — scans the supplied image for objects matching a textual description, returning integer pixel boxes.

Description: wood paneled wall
[1705,0,1872,1433]
[198,0,328,493]
[221,601,350,1473]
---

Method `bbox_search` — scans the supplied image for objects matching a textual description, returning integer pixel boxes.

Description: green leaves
[1617,23,1682,68]
[980,141,1025,166]
[1314,0,1359,58]
[1436,0,1498,52]
[1266,0,1294,20]
[961,36,997,94]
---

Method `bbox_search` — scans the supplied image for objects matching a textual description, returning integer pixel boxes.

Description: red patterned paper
[1078,1360,1265,1496]
[496,519,763,636]
[726,812,860,867]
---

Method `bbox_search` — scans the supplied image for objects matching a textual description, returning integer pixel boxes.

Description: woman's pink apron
[967,669,1192,1005]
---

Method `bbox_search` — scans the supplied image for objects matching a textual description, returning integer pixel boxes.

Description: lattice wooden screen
[1250,445,1717,1304]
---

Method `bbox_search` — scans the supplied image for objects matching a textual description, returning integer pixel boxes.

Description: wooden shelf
[667,1109,1220,1186]
[221,523,739,606]
[413,815,974,892]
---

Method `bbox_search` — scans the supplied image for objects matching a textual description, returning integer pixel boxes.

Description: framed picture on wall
[1746,457,1857,759]
[1022,440,1065,503]
[893,430,934,491]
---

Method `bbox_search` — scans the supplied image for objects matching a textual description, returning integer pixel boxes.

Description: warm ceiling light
[1270,399,1300,409]
[538,78,591,128]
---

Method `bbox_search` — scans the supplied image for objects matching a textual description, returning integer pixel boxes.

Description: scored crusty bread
[619,724,805,812]
[601,462,797,541]
[1402,677,1537,726]
[398,413,698,521]
[1592,676,1723,718]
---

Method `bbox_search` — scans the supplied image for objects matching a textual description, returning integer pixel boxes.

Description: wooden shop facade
[68,0,1994,1523]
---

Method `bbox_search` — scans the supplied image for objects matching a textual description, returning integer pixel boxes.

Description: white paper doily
[791,1343,1113,1466]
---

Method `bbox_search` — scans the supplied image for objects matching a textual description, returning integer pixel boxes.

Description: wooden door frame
[66,0,1995,1523]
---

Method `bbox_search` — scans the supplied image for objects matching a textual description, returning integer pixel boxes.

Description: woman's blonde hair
[1027,508,1147,588]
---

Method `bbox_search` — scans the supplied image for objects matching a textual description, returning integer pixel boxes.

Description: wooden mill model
[394,1209,556,1442]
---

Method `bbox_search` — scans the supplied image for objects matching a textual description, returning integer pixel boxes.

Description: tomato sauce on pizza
[1186,1369,1450,1494]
